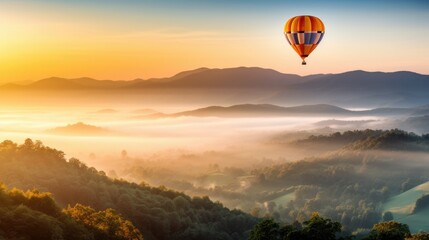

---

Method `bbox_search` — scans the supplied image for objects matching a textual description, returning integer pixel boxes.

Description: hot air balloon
[284,15,325,65]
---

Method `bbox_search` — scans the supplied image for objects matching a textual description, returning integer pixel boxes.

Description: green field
[383,181,429,232]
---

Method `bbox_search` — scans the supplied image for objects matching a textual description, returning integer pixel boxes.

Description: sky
[0,0,428,83]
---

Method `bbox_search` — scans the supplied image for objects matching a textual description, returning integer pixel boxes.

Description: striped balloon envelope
[284,15,325,65]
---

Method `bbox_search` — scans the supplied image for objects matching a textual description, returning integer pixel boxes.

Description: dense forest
[248,150,429,233]
[294,129,429,151]
[117,129,429,235]
[1,130,429,239]
[0,183,143,240]
[249,213,429,240]
[242,129,429,234]
[0,139,257,240]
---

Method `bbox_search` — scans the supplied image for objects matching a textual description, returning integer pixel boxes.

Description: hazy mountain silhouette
[28,77,90,89]
[402,115,429,133]
[46,122,114,135]
[146,104,429,118]
[365,107,417,115]
[0,83,24,89]
[268,70,429,106]
[125,67,302,89]
[314,119,377,127]
[145,104,351,118]
[127,67,211,84]
[147,104,429,118]
[27,77,130,89]
[411,105,429,116]
[2,67,429,107]
[166,67,211,81]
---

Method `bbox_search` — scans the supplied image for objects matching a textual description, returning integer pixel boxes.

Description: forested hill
[294,129,429,151]
[0,139,257,240]
[0,184,143,240]
[346,129,429,151]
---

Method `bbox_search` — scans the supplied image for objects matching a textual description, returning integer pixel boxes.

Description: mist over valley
[1,67,429,239]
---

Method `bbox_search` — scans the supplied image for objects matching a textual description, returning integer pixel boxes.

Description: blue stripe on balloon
[309,33,316,44]
[316,33,324,44]
[304,33,311,44]
[293,33,299,45]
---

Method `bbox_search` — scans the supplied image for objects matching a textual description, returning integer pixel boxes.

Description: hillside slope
[0,183,143,240]
[383,181,429,232]
[0,139,257,240]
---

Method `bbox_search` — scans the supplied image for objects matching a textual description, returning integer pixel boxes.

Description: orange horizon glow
[0,1,428,83]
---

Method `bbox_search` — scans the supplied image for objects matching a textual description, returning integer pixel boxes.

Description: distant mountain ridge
[144,103,429,118]
[1,67,299,89]
[2,67,429,107]
[148,104,351,118]
[7,68,427,91]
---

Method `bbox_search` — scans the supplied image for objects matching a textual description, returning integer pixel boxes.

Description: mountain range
[144,103,429,118]
[1,67,429,107]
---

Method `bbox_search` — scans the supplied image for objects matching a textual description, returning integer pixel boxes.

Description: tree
[250,213,344,240]
[173,196,190,210]
[300,212,342,240]
[25,190,60,217]
[64,204,144,240]
[249,219,281,240]
[413,194,429,214]
[0,184,94,240]
[407,232,429,240]
[0,139,260,240]
[280,222,306,240]
[365,221,411,240]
